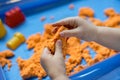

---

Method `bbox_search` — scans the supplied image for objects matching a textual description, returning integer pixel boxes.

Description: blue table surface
[0,0,120,80]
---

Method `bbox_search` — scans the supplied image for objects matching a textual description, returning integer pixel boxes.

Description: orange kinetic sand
[89,18,103,26]
[17,7,119,80]
[0,50,14,70]
[79,7,94,18]
[104,15,120,27]
[104,8,117,17]
[79,7,120,28]
[103,8,120,27]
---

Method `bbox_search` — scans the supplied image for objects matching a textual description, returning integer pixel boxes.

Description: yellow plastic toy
[14,32,25,43]
[0,19,6,39]
[7,32,25,50]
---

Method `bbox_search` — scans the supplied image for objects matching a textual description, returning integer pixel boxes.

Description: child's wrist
[52,74,69,80]
[94,27,100,42]
[91,26,99,41]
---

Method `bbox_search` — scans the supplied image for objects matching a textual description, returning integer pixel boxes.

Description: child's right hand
[40,40,69,80]
[52,16,98,41]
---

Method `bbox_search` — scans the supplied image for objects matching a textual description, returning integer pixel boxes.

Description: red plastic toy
[5,7,25,28]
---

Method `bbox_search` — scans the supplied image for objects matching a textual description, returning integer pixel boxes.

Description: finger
[52,16,80,28]
[55,40,63,57]
[51,27,60,33]
[40,47,52,72]
[60,27,80,38]
[41,47,52,61]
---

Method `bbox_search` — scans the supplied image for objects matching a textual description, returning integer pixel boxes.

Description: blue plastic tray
[70,54,120,80]
[0,65,6,80]
[0,0,120,80]
[0,0,73,21]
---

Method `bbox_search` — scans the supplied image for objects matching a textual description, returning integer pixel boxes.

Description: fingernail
[57,40,62,46]
[60,32,64,37]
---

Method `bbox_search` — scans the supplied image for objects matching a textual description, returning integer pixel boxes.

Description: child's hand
[52,16,98,41]
[40,40,69,80]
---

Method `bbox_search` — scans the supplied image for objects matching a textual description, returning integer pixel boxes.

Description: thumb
[60,27,80,38]
[55,40,63,57]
